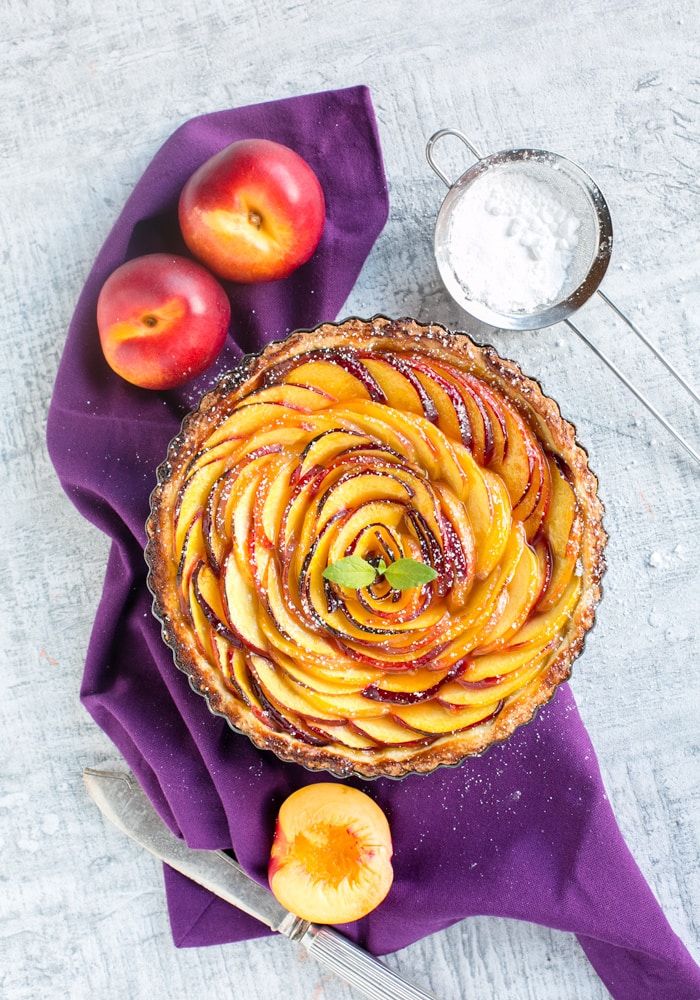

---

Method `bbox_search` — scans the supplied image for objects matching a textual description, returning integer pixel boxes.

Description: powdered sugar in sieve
[426,128,700,469]
[428,133,612,331]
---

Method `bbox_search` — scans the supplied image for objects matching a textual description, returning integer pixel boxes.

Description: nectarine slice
[361,356,425,414]
[175,512,205,593]
[464,465,512,580]
[472,541,545,653]
[390,698,498,734]
[221,553,268,652]
[438,654,553,708]
[298,429,373,478]
[283,359,372,402]
[174,456,229,553]
[268,783,393,924]
[237,383,333,410]
[249,654,379,722]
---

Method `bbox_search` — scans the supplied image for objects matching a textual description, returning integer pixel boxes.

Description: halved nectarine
[268,783,394,924]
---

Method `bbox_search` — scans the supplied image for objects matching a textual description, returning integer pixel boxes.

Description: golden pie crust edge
[145,315,606,779]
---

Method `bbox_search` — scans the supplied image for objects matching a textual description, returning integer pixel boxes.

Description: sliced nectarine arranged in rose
[268,783,393,924]
[146,316,605,778]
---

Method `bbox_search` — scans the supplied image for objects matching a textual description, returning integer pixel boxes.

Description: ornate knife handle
[299,924,441,1000]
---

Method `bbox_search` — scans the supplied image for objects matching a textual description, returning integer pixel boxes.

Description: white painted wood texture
[2,0,698,997]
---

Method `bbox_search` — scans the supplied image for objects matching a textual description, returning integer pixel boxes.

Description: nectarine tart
[146,316,605,778]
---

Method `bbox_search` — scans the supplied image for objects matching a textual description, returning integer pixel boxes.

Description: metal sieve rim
[432,146,613,331]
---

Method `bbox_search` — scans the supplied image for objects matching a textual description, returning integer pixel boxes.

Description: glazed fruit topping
[169,344,584,759]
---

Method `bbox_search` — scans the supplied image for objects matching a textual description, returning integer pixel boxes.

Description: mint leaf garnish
[322,555,378,588]
[323,555,437,591]
[382,558,438,589]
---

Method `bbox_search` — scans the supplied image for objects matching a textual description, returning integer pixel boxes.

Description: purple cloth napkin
[47,87,700,1000]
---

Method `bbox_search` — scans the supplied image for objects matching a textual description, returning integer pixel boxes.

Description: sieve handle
[566,318,700,470]
[597,289,700,408]
[426,128,483,187]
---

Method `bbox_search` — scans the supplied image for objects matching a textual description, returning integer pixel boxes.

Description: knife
[83,767,440,1000]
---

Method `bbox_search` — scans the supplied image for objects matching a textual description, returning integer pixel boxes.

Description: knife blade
[83,767,440,1000]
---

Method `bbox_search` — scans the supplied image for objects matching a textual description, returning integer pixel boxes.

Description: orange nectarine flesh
[268,783,393,924]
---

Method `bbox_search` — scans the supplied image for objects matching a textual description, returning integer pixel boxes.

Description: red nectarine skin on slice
[268,784,393,924]
[153,331,595,771]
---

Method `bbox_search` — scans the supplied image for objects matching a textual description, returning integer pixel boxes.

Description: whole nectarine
[97,253,230,390]
[178,138,325,283]
[268,783,393,924]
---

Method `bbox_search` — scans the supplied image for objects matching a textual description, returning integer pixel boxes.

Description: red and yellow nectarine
[97,253,230,390]
[268,783,393,924]
[178,138,325,283]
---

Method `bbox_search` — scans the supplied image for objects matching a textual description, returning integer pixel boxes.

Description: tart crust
[146,316,606,778]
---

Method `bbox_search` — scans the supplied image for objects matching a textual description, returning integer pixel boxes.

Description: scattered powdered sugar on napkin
[47,86,700,1000]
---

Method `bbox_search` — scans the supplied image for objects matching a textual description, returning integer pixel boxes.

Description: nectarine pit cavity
[292,824,363,887]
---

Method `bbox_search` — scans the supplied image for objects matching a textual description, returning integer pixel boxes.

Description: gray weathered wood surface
[2,0,698,997]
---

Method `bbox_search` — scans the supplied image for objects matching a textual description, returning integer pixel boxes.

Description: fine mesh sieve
[426,128,700,469]
[429,136,612,331]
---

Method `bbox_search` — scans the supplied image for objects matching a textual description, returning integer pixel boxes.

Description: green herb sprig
[322,555,437,591]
